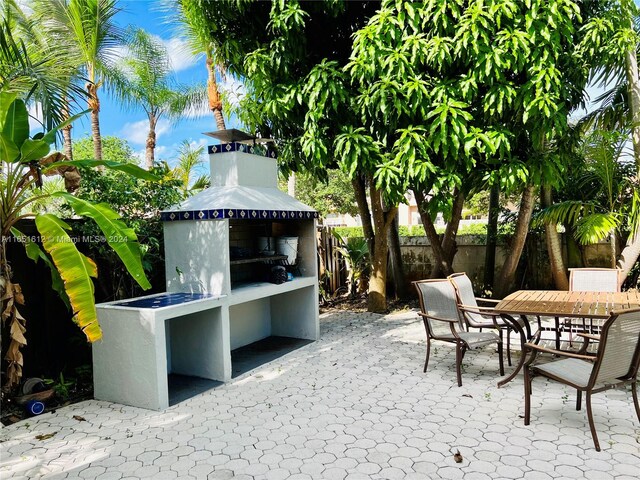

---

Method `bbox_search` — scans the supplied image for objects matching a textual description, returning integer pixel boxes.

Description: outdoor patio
[1,310,638,480]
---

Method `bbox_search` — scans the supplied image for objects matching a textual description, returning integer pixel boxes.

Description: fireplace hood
[161,130,317,222]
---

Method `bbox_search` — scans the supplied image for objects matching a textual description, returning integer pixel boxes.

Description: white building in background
[321,192,487,228]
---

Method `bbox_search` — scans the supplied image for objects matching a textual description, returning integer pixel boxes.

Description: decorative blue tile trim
[207,142,276,158]
[161,210,318,222]
[114,292,216,309]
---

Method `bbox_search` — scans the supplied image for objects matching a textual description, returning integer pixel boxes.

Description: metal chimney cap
[203,128,273,144]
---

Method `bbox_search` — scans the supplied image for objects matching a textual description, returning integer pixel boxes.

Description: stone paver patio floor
[1,310,639,479]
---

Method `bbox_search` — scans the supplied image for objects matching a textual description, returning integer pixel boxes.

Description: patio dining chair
[566,268,622,341]
[413,279,504,387]
[449,272,532,366]
[569,268,621,293]
[522,307,640,451]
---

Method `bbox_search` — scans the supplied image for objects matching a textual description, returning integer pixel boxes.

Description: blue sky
[70,1,241,168]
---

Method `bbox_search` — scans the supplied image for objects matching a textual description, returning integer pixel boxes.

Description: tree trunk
[483,182,500,292]
[87,82,102,161]
[615,37,640,281]
[440,188,465,272]
[413,189,450,277]
[145,114,157,170]
[625,45,640,176]
[495,186,536,298]
[387,213,408,299]
[352,175,375,256]
[62,99,73,161]
[367,179,396,313]
[617,230,640,279]
[541,185,569,290]
[207,54,226,130]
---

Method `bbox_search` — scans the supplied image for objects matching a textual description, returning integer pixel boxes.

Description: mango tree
[0,93,156,390]
[181,0,395,310]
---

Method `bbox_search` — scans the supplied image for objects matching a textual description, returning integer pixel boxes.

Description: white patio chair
[449,272,531,366]
[522,307,640,451]
[413,279,504,387]
[567,268,622,340]
[569,268,621,292]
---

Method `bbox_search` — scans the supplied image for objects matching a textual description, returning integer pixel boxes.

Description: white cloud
[120,118,170,146]
[163,37,201,73]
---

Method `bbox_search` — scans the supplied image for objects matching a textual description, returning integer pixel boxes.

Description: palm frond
[533,200,599,228]
[574,213,621,245]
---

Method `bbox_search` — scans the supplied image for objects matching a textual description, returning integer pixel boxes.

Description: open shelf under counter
[229,276,316,305]
[230,254,288,265]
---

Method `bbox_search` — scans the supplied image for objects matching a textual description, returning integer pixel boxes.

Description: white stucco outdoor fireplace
[93,129,319,410]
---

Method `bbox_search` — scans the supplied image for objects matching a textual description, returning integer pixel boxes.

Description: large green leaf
[40,110,89,145]
[55,193,152,290]
[0,132,20,162]
[44,159,160,181]
[34,214,102,342]
[10,227,70,310]
[0,92,18,131]
[20,138,51,163]
[575,213,620,245]
[2,98,29,149]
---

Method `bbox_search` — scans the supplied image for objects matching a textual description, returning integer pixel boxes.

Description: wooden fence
[317,226,347,297]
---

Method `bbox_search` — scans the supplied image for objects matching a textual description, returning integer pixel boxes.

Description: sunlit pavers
[1,310,638,479]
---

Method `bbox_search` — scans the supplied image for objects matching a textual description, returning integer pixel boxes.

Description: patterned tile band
[208,142,277,158]
[161,209,319,222]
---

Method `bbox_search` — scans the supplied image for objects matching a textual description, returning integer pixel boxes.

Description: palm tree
[0,2,85,134]
[110,28,207,169]
[31,0,124,161]
[169,140,210,196]
[171,1,227,130]
[575,0,640,278]
[535,129,637,268]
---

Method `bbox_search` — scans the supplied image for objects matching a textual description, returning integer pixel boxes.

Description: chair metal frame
[413,279,504,387]
[449,272,532,366]
[523,308,640,451]
[565,268,622,341]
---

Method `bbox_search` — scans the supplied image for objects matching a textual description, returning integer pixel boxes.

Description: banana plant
[0,92,157,390]
[332,230,370,299]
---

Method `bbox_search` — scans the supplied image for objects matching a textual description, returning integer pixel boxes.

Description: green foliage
[293,170,358,218]
[534,128,637,245]
[73,136,137,164]
[70,145,183,299]
[332,229,370,298]
[192,0,599,226]
[0,94,155,392]
[44,372,75,401]
[164,140,210,196]
[334,223,498,238]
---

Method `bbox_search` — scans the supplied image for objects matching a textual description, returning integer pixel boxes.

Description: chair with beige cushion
[413,279,504,387]
[449,272,532,366]
[522,307,640,451]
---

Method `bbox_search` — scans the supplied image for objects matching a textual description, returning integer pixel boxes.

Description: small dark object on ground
[453,450,463,463]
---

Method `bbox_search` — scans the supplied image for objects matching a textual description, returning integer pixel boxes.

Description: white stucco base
[93,277,319,411]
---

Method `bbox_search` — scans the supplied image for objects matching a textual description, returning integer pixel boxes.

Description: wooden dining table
[493,289,640,387]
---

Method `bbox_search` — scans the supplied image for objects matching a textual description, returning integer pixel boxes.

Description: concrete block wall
[399,234,615,292]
